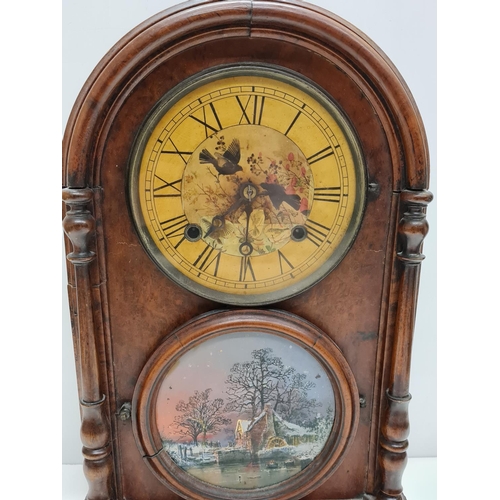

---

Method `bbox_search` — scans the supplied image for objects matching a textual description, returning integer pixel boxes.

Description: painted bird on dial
[199,138,243,176]
[260,182,301,211]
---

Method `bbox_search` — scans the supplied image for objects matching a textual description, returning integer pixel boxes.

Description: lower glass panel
[155,331,335,490]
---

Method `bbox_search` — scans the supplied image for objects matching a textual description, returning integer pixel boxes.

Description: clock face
[129,65,366,305]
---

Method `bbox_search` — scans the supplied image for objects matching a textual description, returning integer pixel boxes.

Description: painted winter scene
[156,332,335,490]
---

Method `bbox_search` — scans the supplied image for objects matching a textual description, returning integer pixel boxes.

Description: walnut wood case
[62,1,432,499]
[133,310,360,500]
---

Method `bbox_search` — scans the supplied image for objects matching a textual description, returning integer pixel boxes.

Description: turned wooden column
[377,189,433,500]
[62,188,114,500]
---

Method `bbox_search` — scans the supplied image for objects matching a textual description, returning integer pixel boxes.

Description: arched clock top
[63,3,434,500]
[63,0,429,192]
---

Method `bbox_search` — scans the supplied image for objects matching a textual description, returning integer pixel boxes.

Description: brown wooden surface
[62,188,115,500]
[132,310,359,500]
[62,1,431,499]
[376,190,432,500]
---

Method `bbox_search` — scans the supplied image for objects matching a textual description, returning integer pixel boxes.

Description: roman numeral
[278,250,295,276]
[190,103,222,137]
[193,245,221,276]
[305,219,330,247]
[313,186,342,203]
[158,214,188,249]
[252,95,265,125]
[153,176,182,197]
[239,256,256,282]
[236,95,265,125]
[160,138,192,164]
[236,96,252,124]
[307,146,335,165]
[284,103,306,136]
[159,214,188,238]
[173,237,186,249]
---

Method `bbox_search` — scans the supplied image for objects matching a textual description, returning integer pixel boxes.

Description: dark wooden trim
[62,188,115,500]
[376,190,432,500]
[63,0,429,192]
[365,192,400,493]
[132,309,359,500]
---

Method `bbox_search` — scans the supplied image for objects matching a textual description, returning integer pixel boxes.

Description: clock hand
[244,203,253,242]
[204,215,226,238]
[239,184,257,256]
[205,182,259,241]
[204,193,245,238]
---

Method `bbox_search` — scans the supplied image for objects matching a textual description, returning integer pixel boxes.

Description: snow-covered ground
[257,442,325,460]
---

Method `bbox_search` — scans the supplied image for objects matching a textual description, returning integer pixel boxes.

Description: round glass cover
[133,310,359,500]
[155,331,335,490]
[128,64,366,305]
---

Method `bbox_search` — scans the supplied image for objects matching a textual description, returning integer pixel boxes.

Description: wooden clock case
[62,1,432,499]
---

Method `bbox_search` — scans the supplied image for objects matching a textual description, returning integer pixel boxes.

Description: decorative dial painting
[155,332,335,490]
[129,65,365,305]
[182,125,314,259]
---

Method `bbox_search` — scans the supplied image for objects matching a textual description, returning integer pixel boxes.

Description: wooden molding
[377,190,432,500]
[62,188,115,500]
[132,309,360,500]
[63,0,428,192]
[62,2,432,499]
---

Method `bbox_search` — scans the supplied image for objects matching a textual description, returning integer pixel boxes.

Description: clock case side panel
[62,1,431,500]
[62,187,116,500]
[370,189,432,500]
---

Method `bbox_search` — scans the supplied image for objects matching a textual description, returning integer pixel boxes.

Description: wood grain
[62,1,432,499]
[62,188,115,500]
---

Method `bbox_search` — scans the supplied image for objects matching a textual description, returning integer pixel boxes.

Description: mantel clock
[63,2,432,500]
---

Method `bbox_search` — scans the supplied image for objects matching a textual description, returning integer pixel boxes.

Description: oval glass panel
[155,331,335,490]
[133,310,359,500]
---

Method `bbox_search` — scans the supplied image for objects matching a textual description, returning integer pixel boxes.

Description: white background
[3,0,500,498]
[62,0,437,465]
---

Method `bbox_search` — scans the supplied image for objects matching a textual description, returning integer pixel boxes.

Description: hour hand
[204,197,245,238]
[204,215,226,238]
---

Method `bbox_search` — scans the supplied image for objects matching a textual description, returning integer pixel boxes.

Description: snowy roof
[241,407,313,437]
[236,419,252,432]
[274,412,312,437]
[247,409,267,431]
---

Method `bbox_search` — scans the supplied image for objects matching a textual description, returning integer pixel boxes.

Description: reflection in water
[184,461,303,490]
[158,332,336,490]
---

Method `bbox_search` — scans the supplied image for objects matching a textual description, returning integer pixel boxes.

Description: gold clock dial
[129,66,365,305]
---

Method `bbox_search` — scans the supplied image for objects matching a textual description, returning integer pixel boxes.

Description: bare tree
[174,388,231,445]
[225,348,320,424]
[225,348,283,418]
[275,371,320,424]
